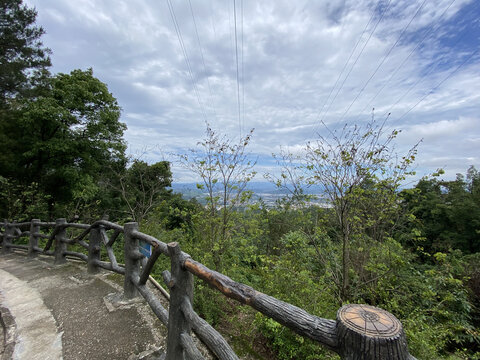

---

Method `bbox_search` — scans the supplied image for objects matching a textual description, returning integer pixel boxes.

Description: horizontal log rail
[0,218,416,360]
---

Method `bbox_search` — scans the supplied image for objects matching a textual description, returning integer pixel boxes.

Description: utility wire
[209,0,217,37]
[384,57,440,117]
[233,0,242,136]
[396,48,479,122]
[241,0,245,131]
[338,0,429,122]
[166,0,208,122]
[351,0,456,123]
[188,0,218,121]
[315,0,393,130]
[384,0,480,120]
[312,0,379,132]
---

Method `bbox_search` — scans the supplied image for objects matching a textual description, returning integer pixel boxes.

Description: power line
[311,0,379,132]
[188,0,218,121]
[338,0,429,122]
[166,0,208,122]
[315,0,393,130]
[351,0,456,123]
[396,48,479,122]
[383,57,440,117]
[241,0,245,132]
[384,0,480,119]
[209,0,217,37]
[233,0,242,136]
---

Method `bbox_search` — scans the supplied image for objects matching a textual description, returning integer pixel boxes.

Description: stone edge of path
[0,303,16,359]
[0,268,63,360]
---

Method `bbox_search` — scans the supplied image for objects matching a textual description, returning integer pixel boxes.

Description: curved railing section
[0,218,416,360]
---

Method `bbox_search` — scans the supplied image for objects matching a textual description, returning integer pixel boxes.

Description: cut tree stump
[336,304,411,360]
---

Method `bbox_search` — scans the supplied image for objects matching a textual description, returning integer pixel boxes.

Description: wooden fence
[0,218,416,360]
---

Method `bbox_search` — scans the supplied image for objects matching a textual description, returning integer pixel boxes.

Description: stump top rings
[337,304,402,338]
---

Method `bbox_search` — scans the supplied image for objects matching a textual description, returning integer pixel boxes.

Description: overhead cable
[233,0,242,136]
[396,48,479,122]
[351,0,457,123]
[312,0,380,132]
[188,0,218,121]
[315,0,393,129]
[338,0,429,122]
[166,0,208,122]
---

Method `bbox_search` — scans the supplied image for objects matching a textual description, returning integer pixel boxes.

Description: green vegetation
[1,2,479,359]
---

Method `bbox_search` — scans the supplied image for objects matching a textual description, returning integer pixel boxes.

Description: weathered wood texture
[181,297,239,360]
[28,219,40,257]
[64,250,88,262]
[139,246,163,285]
[336,304,411,360]
[184,257,338,350]
[135,280,169,326]
[124,222,140,299]
[8,244,28,250]
[180,332,205,360]
[0,218,417,360]
[88,225,101,273]
[2,220,12,254]
[166,242,194,360]
[94,260,125,275]
[54,218,67,264]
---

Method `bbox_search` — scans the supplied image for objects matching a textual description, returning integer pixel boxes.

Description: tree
[305,120,417,301]
[114,159,172,223]
[0,0,51,106]
[0,69,127,218]
[180,125,256,270]
[275,117,418,301]
[403,166,480,254]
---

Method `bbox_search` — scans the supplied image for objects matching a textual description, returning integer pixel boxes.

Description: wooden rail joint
[0,218,416,359]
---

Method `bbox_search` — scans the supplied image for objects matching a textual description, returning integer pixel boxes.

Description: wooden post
[165,242,194,360]
[123,222,140,299]
[336,304,412,360]
[88,225,101,273]
[28,219,40,257]
[54,218,67,265]
[2,220,12,254]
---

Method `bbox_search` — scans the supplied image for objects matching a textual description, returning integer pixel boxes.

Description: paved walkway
[0,252,167,360]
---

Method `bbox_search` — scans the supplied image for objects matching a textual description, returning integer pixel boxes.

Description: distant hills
[171,182,327,206]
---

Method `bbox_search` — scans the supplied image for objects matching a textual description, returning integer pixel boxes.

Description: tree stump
[336,304,411,360]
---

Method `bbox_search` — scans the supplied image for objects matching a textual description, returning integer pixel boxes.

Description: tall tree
[274,118,418,301]
[0,69,127,218]
[404,166,480,254]
[0,0,51,106]
[114,159,172,223]
[303,120,417,301]
[180,125,256,270]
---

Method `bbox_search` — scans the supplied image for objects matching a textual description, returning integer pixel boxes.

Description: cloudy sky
[26,0,480,182]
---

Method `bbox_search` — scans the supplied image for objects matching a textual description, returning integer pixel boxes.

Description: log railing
[0,218,416,360]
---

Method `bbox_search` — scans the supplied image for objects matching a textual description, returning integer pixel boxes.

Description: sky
[26,0,480,183]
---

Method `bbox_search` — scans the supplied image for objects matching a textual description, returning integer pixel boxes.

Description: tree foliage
[403,166,480,255]
[0,68,127,218]
[273,118,418,301]
[114,159,172,223]
[0,0,51,105]
[180,125,256,270]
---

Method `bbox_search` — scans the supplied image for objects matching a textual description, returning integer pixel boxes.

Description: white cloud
[27,0,480,182]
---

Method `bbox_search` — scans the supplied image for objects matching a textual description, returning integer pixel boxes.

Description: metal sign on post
[139,240,152,258]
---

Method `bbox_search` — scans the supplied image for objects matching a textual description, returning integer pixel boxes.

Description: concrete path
[0,252,167,360]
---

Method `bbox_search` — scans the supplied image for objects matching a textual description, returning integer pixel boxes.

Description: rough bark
[336,304,413,360]
[166,242,194,360]
[54,218,67,265]
[123,222,140,299]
